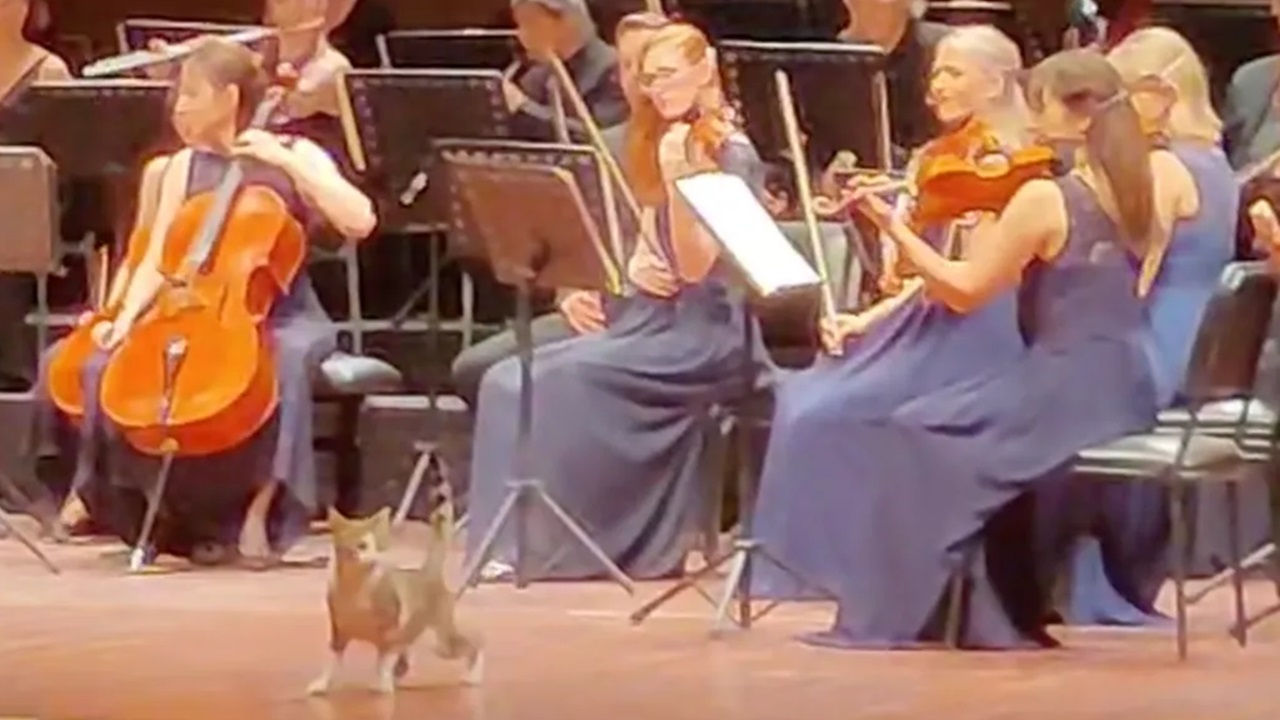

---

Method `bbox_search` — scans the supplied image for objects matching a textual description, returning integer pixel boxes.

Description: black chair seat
[316,352,404,397]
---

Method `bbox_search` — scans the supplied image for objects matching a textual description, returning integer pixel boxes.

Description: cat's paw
[393,654,410,679]
[372,676,397,695]
[306,676,333,696]
[462,651,485,686]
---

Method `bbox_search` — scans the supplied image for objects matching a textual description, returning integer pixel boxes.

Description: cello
[95,77,308,458]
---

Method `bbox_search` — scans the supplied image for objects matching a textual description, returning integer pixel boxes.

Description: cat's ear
[372,506,392,530]
[327,506,346,525]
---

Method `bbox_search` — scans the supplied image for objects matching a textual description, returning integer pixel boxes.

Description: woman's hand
[558,290,606,335]
[840,174,901,231]
[231,129,297,171]
[819,312,871,355]
[75,310,96,328]
[90,320,117,350]
[628,241,679,298]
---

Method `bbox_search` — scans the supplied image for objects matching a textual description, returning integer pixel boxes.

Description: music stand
[627,171,833,632]
[375,29,518,70]
[0,79,172,349]
[670,0,826,40]
[719,40,892,175]
[439,144,631,595]
[0,146,62,575]
[102,19,280,80]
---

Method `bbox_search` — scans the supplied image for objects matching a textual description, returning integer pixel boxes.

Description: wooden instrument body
[99,185,307,456]
[45,220,153,424]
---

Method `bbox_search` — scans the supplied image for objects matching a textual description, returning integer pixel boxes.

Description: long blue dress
[795,175,1158,649]
[750,233,1026,601]
[1061,143,1244,625]
[32,149,336,558]
[463,136,772,581]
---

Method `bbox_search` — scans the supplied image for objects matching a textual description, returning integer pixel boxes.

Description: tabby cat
[308,491,483,695]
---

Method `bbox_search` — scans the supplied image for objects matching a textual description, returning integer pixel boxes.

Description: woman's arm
[1137,149,1197,297]
[232,131,376,242]
[868,178,1064,313]
[109,153,189,340]
[101,156,169,311]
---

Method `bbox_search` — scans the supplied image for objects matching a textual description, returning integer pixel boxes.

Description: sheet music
[675,172,820,297]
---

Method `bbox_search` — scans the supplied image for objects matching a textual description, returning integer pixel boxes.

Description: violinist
[836,0,950,161]
[751,24,1033,603]
[1046,27,1256,629]
[766,49,1184,650]
[465,21,772,583]
[504,0,627,142]
[43,37,376,566]
[450,11,667,409]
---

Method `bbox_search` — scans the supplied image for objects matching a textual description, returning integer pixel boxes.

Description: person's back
[1143,143,1236,405]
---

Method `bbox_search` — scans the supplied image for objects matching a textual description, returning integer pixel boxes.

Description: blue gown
[750,233,1026,601]
[463,136,772,580]
[32,150,336,558]
[1060,143,1245,625]
[793,175,1158,649]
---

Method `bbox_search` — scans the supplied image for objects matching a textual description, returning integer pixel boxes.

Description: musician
[1223,0,1280,169]
[1034,27,1240,630]
[763,49,1182,649]
[465,22,771,582]
[504,0,627,142]
[751,24,1031,601]
[0,0,70,393]
[837,0,950,159]
[45,37,375,566]
[450,11,669,408]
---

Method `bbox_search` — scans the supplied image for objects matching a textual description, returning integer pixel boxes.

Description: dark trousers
[451,313,575,408]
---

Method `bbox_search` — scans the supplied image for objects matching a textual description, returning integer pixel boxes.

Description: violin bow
[774,69,838,320]
[547,53,662,287]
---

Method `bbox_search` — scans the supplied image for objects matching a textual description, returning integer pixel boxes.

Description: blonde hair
[936,25,1033,147]
[623,23,733,206]
[1107,26,1221,143]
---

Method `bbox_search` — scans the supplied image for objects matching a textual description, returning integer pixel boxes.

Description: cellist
[42,36,375,567]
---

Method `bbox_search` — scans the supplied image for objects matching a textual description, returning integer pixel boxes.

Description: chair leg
[944,547,973,649]
[1226,483,1247,647]
[1169,483,1189,661]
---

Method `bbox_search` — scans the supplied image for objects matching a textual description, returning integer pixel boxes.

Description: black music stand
[375,29,518,70]
[627,171,833,633]
[0,147,62,575]
[114,18,260,53]
[671,0,828,40]
[338,70,511,526]
[0,80,172,349]
[439,146,631,595]
[719,40,892,174]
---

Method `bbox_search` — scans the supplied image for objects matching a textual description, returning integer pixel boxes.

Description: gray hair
[937,24,1031,136]
[511,0,597,34]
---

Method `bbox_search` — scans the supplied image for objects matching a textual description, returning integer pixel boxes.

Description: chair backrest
[1182,261,1278,403]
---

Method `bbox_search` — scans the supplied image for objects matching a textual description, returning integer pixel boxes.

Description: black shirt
[511,37,628,142]
[842,19,949,163]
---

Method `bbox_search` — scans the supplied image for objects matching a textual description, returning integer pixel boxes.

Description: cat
[307,487,483,695]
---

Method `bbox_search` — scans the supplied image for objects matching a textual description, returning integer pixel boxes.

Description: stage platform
[0,522,1277,720]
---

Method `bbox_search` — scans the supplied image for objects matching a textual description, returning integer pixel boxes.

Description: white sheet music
[675,171,821,297]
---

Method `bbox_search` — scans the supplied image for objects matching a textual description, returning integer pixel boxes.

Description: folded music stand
[375,29,518,70]
[103,19,279,80]
[0,146,63,575]
[439,143,631,595]
[0,79,172,349]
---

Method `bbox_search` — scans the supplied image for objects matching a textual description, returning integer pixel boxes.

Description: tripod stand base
[0,508,59,574]
[629,538,833,635]
[459,478,635,596]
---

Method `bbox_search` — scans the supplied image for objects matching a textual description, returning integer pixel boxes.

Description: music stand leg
[1187,543,1277,605]
[0,505,59,574]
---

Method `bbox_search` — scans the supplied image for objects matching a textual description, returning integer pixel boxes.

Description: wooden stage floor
[0,523,1277,720]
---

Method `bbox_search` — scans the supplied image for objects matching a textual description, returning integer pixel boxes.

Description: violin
[93,79,308,457]
[817,118,1056,229]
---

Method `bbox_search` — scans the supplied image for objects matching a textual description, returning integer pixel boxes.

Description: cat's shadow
[302,683,484,720]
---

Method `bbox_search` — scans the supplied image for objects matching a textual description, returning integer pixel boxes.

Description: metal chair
[1073,261,1279,660]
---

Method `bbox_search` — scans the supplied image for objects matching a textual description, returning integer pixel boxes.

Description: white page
[675,172,821,297]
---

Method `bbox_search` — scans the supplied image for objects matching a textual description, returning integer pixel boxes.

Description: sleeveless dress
[799,176,1158,649]
[1058,143,1242,625]
[749,232,1026,600]
[462,137,774,581]
[32,150,336,557]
